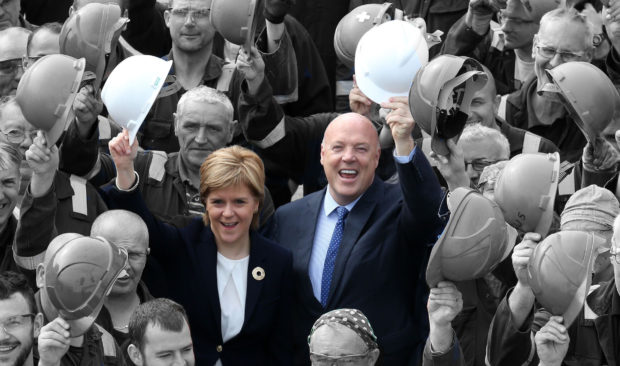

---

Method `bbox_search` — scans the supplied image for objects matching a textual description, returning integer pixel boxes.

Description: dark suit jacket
[263,150,445,365]
[104,185,294,365]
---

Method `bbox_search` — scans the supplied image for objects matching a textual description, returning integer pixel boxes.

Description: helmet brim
[533,152,560,237]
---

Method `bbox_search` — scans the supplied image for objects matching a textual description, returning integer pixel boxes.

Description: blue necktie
[320,206,349,307]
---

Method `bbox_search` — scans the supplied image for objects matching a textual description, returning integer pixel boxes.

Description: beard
[0,337,34,366]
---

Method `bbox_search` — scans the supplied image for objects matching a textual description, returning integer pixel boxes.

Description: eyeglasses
[309,351,370,365]
[535,42,587,62]
[0,314,35,334]
[168,7,210,21]
[0,59,23,76]
[498,11,535,26]
[21,56,43,70]
[465,159,499,173]
[0,129,37,145]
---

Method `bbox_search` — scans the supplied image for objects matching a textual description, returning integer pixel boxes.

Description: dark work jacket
[487,280,620,366]
[441,15,519,95]
[262,151,446,365]
[0,216,19,274]
[103,185,294,366]
[504,75,587,163]
[497,118,559,157]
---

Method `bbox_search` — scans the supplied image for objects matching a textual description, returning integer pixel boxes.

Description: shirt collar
[322,186,362,217]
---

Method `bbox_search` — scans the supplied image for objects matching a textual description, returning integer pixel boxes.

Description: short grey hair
[459,123,510,160]
[0,143,22,171]
[175,85,234,122]
[539,7,594,50]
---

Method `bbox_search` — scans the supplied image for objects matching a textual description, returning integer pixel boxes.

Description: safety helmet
[409,55,487,156]
[520,0,561,22]
[41,236,127,337]
[494,152,560,236]
[334,3,399,69]
[16,54,86,146]
[543,62,619,143]
[527,230,604,326]
[101,55,172,145]
[354,20,428,104]
[210,0,259,53]
[426,187,517,287]
[60,2,128,92]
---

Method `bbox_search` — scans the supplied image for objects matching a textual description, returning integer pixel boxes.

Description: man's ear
[128,344,144,366]
[368,348,380,364]
[532,34,539,59]
[173,112,179,137]
[36,264,45,289]
[33,313,44,338]
[164,8,171,28]
[493,94,501,115]
[228,120,238,143]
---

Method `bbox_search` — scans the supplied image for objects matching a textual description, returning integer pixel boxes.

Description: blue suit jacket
[262,151,445,365]
[104,186,294,365]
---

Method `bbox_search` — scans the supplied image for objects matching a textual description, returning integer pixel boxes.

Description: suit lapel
[326,178,381,308]
[244,232,266,325]
[296,191,324,309]
[195,228,222,339]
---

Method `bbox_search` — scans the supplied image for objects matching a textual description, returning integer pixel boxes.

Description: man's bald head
[321,113,380,205]
[91,210,149,249]
[467,65,500,129]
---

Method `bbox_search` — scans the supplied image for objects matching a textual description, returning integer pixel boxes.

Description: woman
[105,129,293,365]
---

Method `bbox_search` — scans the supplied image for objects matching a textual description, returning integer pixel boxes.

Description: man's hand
[603,4,620,53]
[535,316,569,366]
[582,137,620,172]
[38,317,71,366]
[108,129,138,190]
[427,281,463,354]
[429,139,470,191]
[73,85,103,138]
[466,0,496,35]
[264,0,293,24]
[26,131,59,198]
[381,96,415,156]
[237,46,266,96]
[512,232,540,287]
[349,76,372,117]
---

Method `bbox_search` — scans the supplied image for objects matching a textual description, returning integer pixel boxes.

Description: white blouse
[216,252,249,343]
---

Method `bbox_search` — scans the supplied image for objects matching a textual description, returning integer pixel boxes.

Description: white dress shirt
[308,148,416,302]
[216,252,249,343]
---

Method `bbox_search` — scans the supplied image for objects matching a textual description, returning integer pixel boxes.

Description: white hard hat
[101,55,173,145]
[354,20,428,104]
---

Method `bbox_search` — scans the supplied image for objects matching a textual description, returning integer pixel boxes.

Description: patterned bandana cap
[478,160,509,190]
[308,308,378,350]
[561,184,620,230]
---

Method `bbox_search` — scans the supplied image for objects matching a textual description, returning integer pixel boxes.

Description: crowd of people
[0,0,620,365]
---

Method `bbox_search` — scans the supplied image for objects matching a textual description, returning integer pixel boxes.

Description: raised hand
[38,317,71,366]
[108,129,139,190]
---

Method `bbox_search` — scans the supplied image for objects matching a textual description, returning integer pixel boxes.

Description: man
[25,22,61,62]
[485,210,620,365]
[0,144,22,274]
[308,309,380,365]
[442,0,559,94]
[458,123,510,185]
[92,210,154,346]
[0,271,43,366]
[466,66,558,157]
[0,27,30,97]
[500,7,594,163]
[263,111,445,364]
[127,298,194,366]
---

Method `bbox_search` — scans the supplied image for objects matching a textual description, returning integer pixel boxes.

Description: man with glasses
[441,0,559,95]
[0,27,30,98]
[0,271,42,366]
[501,7,594,163]
[459,123,510,186]
[25,23,61,65]
[308,309,380,366]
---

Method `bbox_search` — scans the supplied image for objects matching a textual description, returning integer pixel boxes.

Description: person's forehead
[539,18,587,46]
[324,116,378,145]
[461,138,505,159]
[170,0,210,9]
[143,322,192,352]
[178,101,230,124]
[0,293,30,318]
[0,103,31,129]
[504,0,532,20]
[0,28,29,62]
[29,29,60,57]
